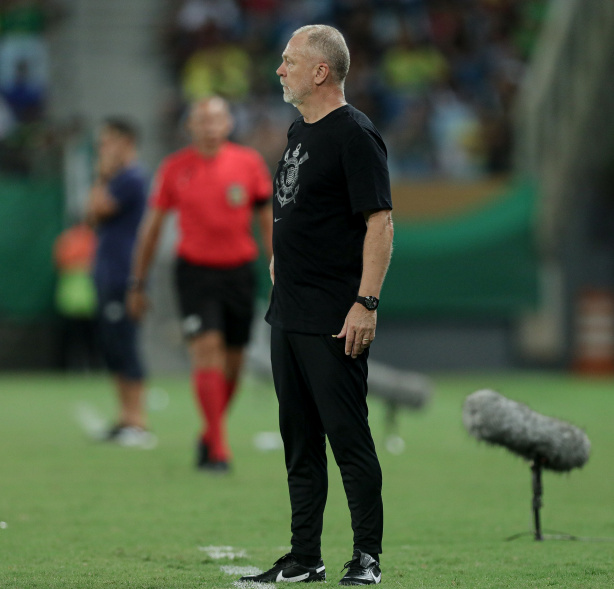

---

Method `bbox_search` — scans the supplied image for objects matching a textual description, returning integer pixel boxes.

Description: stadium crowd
[161,0,547,180]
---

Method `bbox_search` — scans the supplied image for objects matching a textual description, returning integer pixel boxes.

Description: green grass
[1,371,613,588]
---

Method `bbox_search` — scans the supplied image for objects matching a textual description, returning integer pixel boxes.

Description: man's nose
[276,63,284,76]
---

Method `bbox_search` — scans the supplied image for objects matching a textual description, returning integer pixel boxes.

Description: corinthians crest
[275,143,309,208]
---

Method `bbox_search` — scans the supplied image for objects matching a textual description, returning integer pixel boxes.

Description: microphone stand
[506,460,580,541]
[505,459,614,542]
[532,460,543,541]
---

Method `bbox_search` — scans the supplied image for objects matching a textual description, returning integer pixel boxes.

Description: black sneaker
[239,553,326,583]
[200,460,230,474]
[196,438,209,467]
[339,550,381,585]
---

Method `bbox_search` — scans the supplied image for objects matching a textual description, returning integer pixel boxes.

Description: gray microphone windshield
[463,389,590,472]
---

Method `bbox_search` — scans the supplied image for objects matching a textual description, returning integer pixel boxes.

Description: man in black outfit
[240,24,393,586]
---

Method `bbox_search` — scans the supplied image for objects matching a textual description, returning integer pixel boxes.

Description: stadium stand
[161,0,548,183]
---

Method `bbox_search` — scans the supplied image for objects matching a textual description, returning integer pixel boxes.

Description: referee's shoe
[339,550,381,585]
[238,553,325,583]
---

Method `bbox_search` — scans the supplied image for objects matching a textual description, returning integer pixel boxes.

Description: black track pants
[270,327,383,560]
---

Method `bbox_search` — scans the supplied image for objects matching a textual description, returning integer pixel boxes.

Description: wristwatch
[356,295,379,311]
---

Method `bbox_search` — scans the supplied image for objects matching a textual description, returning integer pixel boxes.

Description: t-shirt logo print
[276,143,309,208]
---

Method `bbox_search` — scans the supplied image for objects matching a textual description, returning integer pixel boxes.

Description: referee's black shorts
[174,257,256,347]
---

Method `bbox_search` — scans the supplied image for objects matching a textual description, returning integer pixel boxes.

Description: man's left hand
[336,303,376,359]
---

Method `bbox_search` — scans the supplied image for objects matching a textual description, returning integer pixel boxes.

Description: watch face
[364,296,378,310]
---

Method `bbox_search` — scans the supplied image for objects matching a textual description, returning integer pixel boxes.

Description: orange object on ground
[573,289,614,375]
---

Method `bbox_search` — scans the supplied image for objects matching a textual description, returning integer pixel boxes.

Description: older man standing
[240,25,393,586]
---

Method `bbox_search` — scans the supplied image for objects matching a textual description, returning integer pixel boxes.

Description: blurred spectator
[479,107,512,174]
[430,84,484,178]
[53,222,100,372]
[1,58,45,121]
[180,24,251,102]
[381,29,448,97]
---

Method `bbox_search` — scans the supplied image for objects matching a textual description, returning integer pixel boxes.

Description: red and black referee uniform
[150,142,272,462]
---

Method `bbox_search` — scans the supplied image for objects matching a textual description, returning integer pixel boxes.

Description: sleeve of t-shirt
[341,126,393,215]
[250,151,273,205]
[149,159,176,210]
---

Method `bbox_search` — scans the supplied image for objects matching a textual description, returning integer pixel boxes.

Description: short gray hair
[292,24,350,87]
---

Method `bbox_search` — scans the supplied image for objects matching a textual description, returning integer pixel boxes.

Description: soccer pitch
[1,371,613,588]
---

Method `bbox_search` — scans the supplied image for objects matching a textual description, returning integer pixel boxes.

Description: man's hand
[336,303,376,359]
[127,288,149,321]
[86,181,120,226]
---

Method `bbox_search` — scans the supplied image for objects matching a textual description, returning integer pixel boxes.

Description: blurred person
[479,107,512,174]
[239,25,393,586]
[180,25,251,102]
[86,117,152,447]
[127,96,273,472]
[1,59,45,122]
[53,222,100,371]
[430,85,483,178]
[381,29,448,97]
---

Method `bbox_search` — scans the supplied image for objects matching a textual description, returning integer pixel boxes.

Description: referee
[128,97,273,472]
[240,25,393,586]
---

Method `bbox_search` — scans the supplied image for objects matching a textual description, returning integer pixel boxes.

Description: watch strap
[356,295,379,310]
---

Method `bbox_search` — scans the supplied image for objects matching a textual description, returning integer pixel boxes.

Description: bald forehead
[284,33,320,61]
[190,97,229,118]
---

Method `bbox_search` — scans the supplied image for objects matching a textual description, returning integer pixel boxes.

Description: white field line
[233,582,275,589]
[198,545,247,560]
[220,565,262,576]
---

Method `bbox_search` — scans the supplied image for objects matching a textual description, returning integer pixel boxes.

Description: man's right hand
[127,289,149,321]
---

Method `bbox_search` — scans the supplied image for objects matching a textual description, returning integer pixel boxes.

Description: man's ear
[314,62,330,86]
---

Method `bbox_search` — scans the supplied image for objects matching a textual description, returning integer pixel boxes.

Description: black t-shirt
[265,104,392,334]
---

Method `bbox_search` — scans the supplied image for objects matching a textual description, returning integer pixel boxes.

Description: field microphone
[368,359,432,409]
[463,389,590,472]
